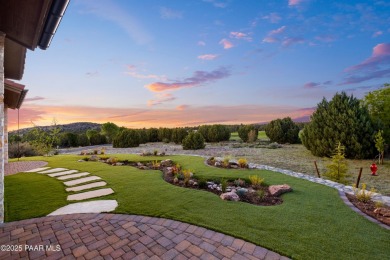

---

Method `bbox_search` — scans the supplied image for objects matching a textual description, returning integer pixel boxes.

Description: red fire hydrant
[370,163,378,176]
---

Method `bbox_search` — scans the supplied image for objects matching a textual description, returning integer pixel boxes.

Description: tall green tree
[363,83,390,144]
[101,122,119,143]
[302,92,376,159]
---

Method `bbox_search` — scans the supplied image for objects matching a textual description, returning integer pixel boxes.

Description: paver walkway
[0,213,289,260]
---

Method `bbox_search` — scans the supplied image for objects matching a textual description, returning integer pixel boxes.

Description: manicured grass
[230,131,268,141]
[5,155,390,259]
[5,173,68,221]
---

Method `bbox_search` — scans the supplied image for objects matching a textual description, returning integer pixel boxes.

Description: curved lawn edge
[5,155,390,259]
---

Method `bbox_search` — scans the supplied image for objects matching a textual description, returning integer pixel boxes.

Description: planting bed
[98,157,287,206]
[346,194,390,226]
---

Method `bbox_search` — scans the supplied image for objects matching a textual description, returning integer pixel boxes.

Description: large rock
[374,207,390,217]
[268,184,292,197]
[220,191,240,201]
[160,159,174,167]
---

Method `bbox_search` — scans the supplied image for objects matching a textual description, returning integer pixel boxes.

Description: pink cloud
[198,54,218,60]
[263,26,287,44]
[282,37,304,47]
[230,32,252,41]
[289,0,303,6]
[345,43,390,72]
[341,68,390,85]
[262,13,281,23]
[145,67,231,92]
[147,93,176,106]
[198,41,206,46]
[262,36,279,43]
[269,26,286,35]
[372,31,383,38]
[176,105,189,110]
[219,38,234,49]
[303,82,321,89]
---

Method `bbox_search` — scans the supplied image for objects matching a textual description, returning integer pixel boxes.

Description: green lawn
[5,155,390,260]
[230,131,268,141]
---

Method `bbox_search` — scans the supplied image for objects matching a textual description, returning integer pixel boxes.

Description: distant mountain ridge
[10,122,101,135]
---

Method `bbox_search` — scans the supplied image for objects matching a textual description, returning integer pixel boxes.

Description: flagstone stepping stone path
[25,167,117,215]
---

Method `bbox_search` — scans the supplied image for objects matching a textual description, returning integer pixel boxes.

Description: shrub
[8,142,39,158]
[198,125,230,142]
[77,133,89,147]
[182,169,192,186]
[198,179,207,189]
[146,128,159,142]
[302,92,376,159]
[89,133,107,145]
[158,128,173,142]
[137,129,148,144]
[223,155,231,168]
[257,190,265,199]
[324,142,349,184]
[171,128,188,144]
[182,132,205,150]
[265,117,300,144]
[249,175,264,188]
[234,178,245,187]
[237,158,248,168]
[353,183,376,203]
[238,125,258,143]
[113,129,140,148]
[221,179,228,192]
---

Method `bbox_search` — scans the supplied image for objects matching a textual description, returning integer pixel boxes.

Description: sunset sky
[8,0,390,130]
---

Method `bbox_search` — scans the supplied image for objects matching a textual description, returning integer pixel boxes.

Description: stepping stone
[66,181,107,192]
[63,176,101,186]
[67,188,114,201]
[38,168,68,174]
[48,170,79,177]
[24,167,51,172]
[48,200,118,215]
[57,172,90,180]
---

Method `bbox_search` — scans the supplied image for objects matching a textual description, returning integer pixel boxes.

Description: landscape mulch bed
[346,193,390,226]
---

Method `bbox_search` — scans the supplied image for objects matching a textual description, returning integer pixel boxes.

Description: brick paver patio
[0,213,290,259]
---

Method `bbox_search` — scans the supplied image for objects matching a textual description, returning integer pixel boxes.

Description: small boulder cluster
[207,157,250,169]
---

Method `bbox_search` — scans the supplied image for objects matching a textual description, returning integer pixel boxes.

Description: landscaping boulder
[161,159,174,167]
[268,184,292,196]
[89,155,99,161]
[374,207,390,217]
[220,191,240,201]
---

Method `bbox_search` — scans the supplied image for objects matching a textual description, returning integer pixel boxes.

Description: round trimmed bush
[182,132,205,150]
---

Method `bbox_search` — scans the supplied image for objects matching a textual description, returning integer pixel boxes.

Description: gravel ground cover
[59,141,390,195]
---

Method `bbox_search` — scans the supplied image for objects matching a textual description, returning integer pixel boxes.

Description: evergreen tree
[302,92,376,159]
[265,117,300,144]
[238,125,258,143]
[324,142,349,184]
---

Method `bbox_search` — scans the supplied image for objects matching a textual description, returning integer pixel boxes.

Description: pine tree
[324,142,349,184]
[302,92,376,159]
